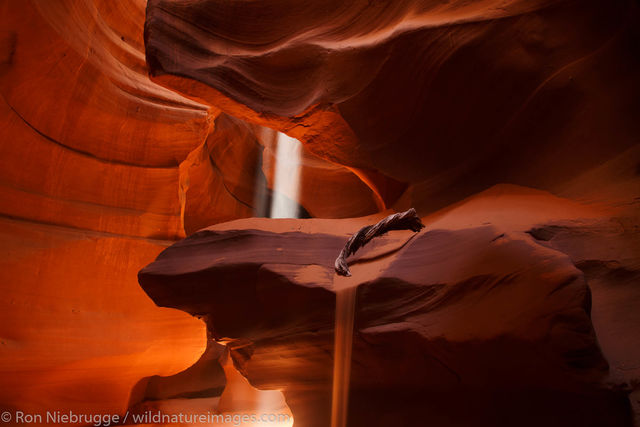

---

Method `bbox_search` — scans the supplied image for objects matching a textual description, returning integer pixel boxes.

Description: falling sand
[330,284,357,427]
[330,230,421,427]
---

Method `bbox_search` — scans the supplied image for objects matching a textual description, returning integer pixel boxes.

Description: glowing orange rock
[139,186,636,426]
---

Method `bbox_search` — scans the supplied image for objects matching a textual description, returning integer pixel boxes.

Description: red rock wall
[0,0,208,417]
[2,0,639,424]
[0,0,389,418]
[145,0,640,212]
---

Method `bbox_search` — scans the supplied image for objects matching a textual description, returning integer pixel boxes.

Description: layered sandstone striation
[145,0,640,212]
[2,0,639,424]
[0,0,385,418]
[0,0,209,417]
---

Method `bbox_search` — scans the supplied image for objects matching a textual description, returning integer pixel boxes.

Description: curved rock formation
[2,0,639,424]
[180,113,383,234]
[0,0,208,417]
[0,0,389,419]
[139,185,637,426]
[145,0,640,212]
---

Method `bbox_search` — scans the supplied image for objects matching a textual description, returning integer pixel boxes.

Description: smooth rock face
[2,0,639,424]
[139,186,635,426]
[0,217,206,417]
[0,1,387,417]
[0,0,207,416]
[145,0,640,211]
[181,113,383,234]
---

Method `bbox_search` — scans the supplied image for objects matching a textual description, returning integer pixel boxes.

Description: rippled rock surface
[140,186,635,426]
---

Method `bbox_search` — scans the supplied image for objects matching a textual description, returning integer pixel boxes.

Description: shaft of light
[270,133,302,219]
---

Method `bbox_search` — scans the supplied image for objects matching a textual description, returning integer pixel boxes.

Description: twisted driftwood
[334,208,425,276]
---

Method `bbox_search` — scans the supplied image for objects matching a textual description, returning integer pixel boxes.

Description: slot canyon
[0,0,639,426]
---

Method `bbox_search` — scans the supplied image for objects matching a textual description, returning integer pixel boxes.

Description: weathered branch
[334,208,425,276]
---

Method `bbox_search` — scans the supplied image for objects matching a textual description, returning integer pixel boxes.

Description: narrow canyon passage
[1,0,639,426]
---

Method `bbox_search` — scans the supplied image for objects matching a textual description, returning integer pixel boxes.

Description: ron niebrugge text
[2,410,292,426]
[3,411,122,426]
